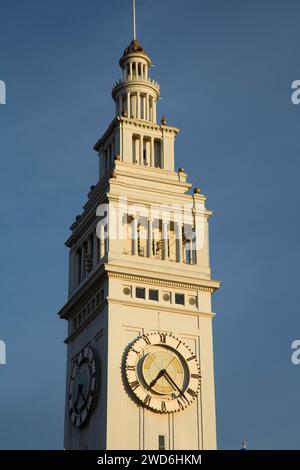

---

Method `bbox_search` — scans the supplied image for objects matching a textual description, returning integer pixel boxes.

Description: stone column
[93,232,98,266]
[127,92,131,117]
[176,223,183,263]
[130,62,133,79]
[149,97,153,121]
[74,250,80,286]
[139,135,143,165]
[142,95,145,119]
[88,235,93,257]
[132,217,138,255]
[145,94,149,121]
[151,137,154,167]
[119,95,122,115]
[153,99,157,123]
[68,251,75,294]
[137,91,140,119]
[81,244,85,280]
[162,220,168,260]
[147,218,153,258]
[145,140,150,166]
[99,223,105,259]
[133,137,138,164]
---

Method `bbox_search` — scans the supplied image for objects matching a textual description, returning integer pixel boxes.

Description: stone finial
[114,154,121,161]
[121,111,128,118]
[90,185,95,191]
[75,215,81,222]
[160,115,167,126]
[178,167,185,173]
[110,170,117,179]
[194,187,201,194]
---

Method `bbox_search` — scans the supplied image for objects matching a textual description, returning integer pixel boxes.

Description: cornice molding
[58,266,107,319]
[107,270,217,293]
[94,117,180,153]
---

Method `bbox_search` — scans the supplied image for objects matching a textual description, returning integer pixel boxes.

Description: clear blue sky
[0,0,300,449]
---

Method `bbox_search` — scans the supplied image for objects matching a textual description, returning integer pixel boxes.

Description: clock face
[125,332,201,413]
[68,346,98,427]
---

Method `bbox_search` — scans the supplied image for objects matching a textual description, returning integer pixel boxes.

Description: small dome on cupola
[120,39,151,67]
[122,39,148,57]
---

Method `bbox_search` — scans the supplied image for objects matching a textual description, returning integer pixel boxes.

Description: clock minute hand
[163,370,188,401]
[74,384,82,408]
[79,388,88,408]
[162,370,180,392]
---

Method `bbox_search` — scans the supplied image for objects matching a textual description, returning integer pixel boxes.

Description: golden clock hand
[148,353,163,374]
[150,351,175,374]
[164,355,176,372]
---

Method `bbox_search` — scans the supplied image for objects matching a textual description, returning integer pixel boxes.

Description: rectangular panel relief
[121,324,172,450]
[173,333,202,450]
[121,326,144,450]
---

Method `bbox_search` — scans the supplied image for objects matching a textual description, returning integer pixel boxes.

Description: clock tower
[58,5,220,451]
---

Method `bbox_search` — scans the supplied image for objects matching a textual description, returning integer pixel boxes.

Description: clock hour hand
[148,369,165,389]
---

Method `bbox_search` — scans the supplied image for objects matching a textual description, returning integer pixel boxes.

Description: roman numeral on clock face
[187,355,196,362]
[126,365,136,371]
[129,380,140,391]
[177,398,185,410]
[191,373,201,379]
[142,335,151,345]
[143,395,151,406]
[186,388,198,398]
[159,333,167,343]
[161,401,167,412]
[130,348,140,355]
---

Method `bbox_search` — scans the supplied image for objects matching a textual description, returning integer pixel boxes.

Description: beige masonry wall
[105,277,217,450]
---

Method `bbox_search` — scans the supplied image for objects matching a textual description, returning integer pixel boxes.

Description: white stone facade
[58,38,220,450]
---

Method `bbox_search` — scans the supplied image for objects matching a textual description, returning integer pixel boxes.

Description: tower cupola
[112,39,160,122]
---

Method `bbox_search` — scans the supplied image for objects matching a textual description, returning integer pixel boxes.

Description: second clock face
[125,332,201,413]
[68,346,98,427]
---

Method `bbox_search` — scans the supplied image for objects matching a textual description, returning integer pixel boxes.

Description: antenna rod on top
[133,0,137,40]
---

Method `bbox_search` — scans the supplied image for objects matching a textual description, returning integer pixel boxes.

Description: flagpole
[133,0,136,40]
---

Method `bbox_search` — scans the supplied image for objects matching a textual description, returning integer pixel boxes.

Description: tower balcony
[112,77,160,96]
